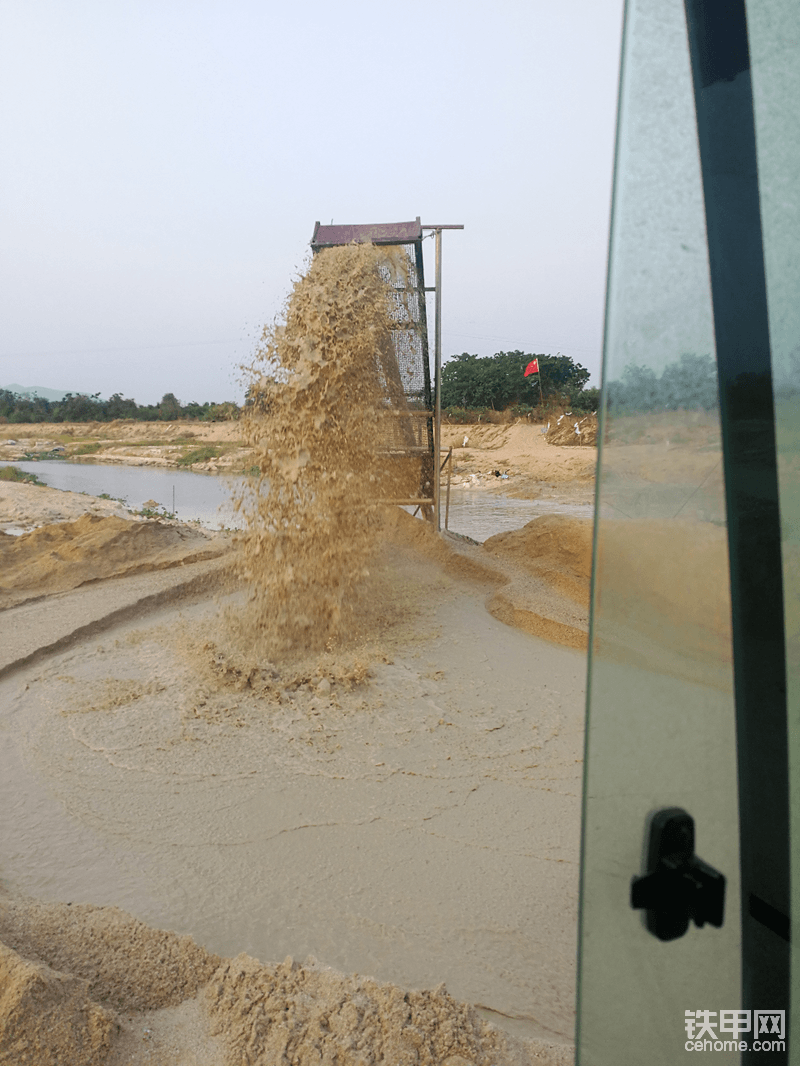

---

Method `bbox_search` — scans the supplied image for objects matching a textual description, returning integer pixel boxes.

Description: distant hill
[3,383,71,402]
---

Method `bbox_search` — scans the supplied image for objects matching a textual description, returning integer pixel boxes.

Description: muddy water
[440,489,593,541]
[15,459,241,530]
[17,460,591,542]
[1,577,585,1046]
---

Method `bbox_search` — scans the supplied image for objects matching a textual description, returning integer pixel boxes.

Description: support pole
[444,447,453,531]
[422,222,463,533]
[434,228,443,532]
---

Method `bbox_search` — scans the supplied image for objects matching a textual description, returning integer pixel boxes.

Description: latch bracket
[630,807,725,941]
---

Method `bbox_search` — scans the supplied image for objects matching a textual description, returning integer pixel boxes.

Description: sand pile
[0,513,227,609]
[234,242,421,656]
[440,423,596,493]
[0,897,568,1066]
[545,414,597,447]
[0,899,222,1013]
[478,516,591,651]
[483,515,593,608]
[0,942,115,1066]
[0,479,132,532]
[205,953,545,1066]
[384,508,590,650]
[0,897,221,1065]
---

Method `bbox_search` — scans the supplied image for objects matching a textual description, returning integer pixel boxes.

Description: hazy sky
[1,0,624,405]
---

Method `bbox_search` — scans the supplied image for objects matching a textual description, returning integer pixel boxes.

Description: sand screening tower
[311,218,462,530]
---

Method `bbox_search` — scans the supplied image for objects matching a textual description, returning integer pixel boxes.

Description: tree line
[440,350,725,416]
[1,347,607,424]
[0,390,240,424]
[441,351,599,414]
[439,349,723,418]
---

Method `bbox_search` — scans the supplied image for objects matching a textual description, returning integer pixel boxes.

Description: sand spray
[226,242,423,665]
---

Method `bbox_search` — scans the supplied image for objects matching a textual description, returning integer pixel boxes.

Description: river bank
[0,419,597,506]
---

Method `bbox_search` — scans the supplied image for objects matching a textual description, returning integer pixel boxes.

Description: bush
[177,445,222,466]
[0,389,239,423]
[568,387,600,414]
[443,407,482,423]
[0,465,45,484]
[203,402,240,421]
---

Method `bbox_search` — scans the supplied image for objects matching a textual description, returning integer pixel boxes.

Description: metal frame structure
[310,218,463,531]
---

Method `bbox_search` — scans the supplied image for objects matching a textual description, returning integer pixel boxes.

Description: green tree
[204,401,240,421]
[6,393,52,422]
[54,393,103,422]
[182,401,211,420]
[106,393,140,420]
[158,392,182,421]
[0,390,17,420]
[569,387,601,413]
[441,351,590,409]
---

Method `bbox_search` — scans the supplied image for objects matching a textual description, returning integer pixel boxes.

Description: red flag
[524,359,539,377]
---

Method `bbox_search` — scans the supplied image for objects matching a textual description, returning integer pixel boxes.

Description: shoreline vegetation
[0,464,45,485]
[0,387,240,424]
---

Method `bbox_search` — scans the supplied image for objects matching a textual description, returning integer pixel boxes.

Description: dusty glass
[746,0,800,1037]
[577,0,740,1060]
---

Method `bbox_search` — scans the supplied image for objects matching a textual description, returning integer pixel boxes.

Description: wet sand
[2,544,584,1040]
[0,435,593,1064]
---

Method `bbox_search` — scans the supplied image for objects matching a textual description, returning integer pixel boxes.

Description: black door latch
[630,807,725,941]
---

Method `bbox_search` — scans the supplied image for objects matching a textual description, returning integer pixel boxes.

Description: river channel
[14,460,593,541]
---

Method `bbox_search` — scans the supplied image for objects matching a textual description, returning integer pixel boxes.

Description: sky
[1,0,625,405]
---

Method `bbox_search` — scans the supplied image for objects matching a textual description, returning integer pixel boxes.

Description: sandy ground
[0,427,595,1065]
[0,478,133,533]
[441,423,596,504]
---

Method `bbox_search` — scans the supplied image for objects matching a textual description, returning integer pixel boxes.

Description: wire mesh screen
[379,246,431,409]
[310,220,432,414]
[374,245,433,503]
[310,222,435,505]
